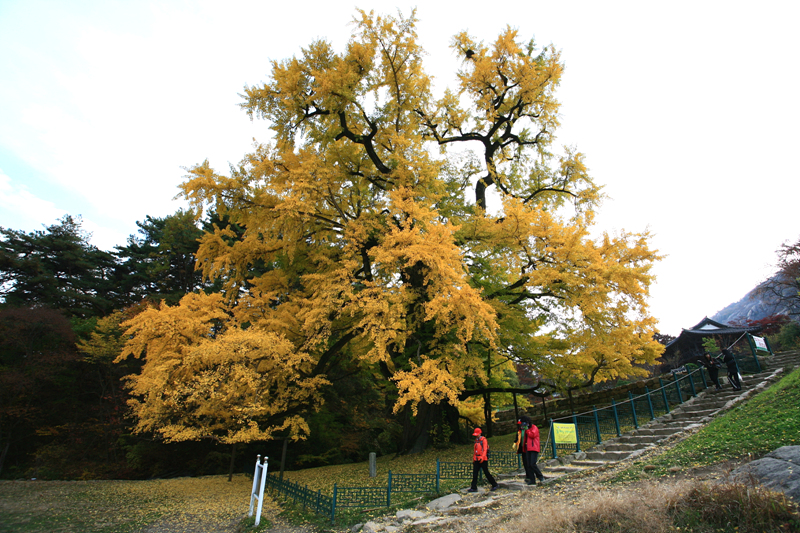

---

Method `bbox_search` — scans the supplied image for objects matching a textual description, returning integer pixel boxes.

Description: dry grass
[450,478,800,533]
[672,481,800,533]
[490,481,682,533]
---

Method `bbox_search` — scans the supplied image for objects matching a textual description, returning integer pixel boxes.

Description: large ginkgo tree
[121,10,663,453]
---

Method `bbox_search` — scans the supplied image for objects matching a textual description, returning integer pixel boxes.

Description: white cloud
[0,167,66,231]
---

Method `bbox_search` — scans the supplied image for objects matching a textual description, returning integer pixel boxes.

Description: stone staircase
[352,350,800,532]
[499,349,800,488]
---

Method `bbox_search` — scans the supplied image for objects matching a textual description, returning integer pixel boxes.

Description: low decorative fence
[263,451,520,523]
[264,473,335,520]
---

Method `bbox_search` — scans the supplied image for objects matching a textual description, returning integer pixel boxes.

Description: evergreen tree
[114,210,205,306]
[0,215,117,318]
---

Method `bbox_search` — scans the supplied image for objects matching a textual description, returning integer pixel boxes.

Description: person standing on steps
[698,351,722,390]
[468,428,499,493]
[522,418,546,485]
[721,347,742,391]
[513,417,530,482]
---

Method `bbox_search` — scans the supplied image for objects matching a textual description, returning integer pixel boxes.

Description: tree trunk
[541,394,548,420]
[483,393,494,437]
[443,403,466,445]
[0,434,10,478]
[484,350,493,436]
[227,442,237,482]
[399,401,433,455]
[513,393,519,423]
[279,437,288,480]
[398,401,468,454]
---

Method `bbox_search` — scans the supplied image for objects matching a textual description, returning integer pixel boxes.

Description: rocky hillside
[713,273,799,324]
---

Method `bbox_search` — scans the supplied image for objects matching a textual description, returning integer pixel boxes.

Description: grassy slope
[608,366,800,483]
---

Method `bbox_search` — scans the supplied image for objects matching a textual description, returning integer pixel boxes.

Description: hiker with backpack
[468,428,499,492]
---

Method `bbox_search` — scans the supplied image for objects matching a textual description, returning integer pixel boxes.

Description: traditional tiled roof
[665,316,762,350]
[680,316,762,336]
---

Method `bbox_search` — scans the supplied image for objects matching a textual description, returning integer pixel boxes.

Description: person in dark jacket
[468,428,499,492]
[698,351,722,390]
[513,417,531,482]
[721,348,742,390]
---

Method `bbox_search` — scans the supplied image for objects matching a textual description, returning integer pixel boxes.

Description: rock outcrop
[730,445,800,504]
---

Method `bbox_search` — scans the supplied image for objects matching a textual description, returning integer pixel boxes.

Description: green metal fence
[388,472,437,494]
[543,362,756,458]
[264,452,521,523]
[487,450,523,470]
[264,473,335,519]
[264,360,763,522]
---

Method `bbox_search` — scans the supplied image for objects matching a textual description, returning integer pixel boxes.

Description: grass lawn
[606,365,800,484]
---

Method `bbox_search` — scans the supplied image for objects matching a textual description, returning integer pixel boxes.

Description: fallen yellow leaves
[0,474,274,532]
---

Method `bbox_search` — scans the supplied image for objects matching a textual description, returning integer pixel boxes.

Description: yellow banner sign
[553,423,577,444]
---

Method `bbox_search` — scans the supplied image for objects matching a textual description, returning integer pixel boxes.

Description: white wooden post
[248,455,269,526]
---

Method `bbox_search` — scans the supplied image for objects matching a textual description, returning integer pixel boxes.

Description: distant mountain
[712,274,800,324]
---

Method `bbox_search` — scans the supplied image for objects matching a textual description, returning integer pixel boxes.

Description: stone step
[632,427,680,436]
[647,420,700,431]
[497,481,532,491]
[681,401,729,410]
[679,403,726,412]
[545,465,588,473]
[569,459,610,467]
[518,361,792,483]
[614,434,663,445]
[602,442,654,452]
[631,419,692,437]
[659,417,712,427]
[622,429,676,439]
[668,410,718,421]
[585,450,631,462]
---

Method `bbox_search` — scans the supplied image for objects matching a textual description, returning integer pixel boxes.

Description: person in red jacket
[522,419,546,485]
[468,428,499,492]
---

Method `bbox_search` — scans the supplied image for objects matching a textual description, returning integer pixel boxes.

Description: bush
[774,321,800,350]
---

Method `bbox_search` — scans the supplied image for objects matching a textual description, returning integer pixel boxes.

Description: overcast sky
[1,0,798,336]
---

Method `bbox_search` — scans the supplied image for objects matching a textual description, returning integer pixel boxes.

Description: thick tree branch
[459,384,551,401]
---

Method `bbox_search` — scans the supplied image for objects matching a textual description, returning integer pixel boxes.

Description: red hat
[472,428,482,436]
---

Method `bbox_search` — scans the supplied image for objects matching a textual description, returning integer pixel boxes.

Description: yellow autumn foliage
[119,293,326,444]
[122,10,663,449]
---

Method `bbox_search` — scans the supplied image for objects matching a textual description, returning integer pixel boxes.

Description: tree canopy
[123,10,664,452]
[113,210,206,306]
[0,216,117,318]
